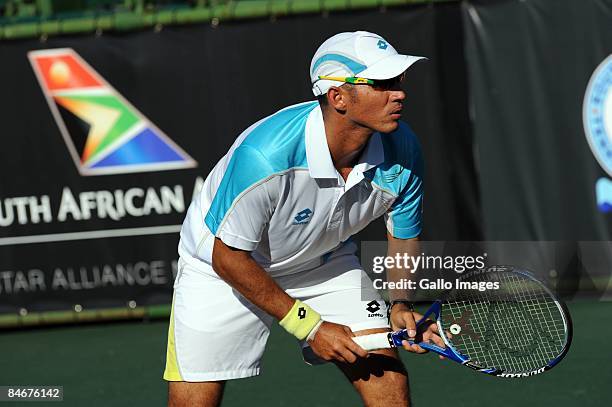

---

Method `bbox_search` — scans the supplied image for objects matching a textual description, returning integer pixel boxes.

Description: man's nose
[391,89,406,102]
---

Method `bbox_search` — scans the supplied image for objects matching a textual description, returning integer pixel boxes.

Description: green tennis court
[1,300,609,406]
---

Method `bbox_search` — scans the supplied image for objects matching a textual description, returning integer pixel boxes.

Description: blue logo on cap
[377,40,388,50]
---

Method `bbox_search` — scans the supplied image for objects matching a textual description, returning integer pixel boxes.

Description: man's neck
[322,111,373,171]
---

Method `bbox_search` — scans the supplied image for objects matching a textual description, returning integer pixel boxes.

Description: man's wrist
[305,320,324,342]
[279,300,322,340]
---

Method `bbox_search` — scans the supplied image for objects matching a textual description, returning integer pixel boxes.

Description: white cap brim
[357,54,427,80]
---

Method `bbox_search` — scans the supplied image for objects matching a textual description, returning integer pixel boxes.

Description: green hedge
[0,0,455,40]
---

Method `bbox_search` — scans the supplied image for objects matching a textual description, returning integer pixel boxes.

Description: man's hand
[389,303,446,356]
[307,321,369,364]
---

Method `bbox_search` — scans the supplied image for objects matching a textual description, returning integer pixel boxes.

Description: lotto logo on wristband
[298,307,306,319]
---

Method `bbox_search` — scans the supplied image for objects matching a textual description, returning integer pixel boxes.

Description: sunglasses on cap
[317,73,406,91]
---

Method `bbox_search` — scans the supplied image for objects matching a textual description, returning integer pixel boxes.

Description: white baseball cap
[310,31,426,96]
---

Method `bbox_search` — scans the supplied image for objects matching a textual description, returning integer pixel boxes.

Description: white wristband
[305,320,324,342]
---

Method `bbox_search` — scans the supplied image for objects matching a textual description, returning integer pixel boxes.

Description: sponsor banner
[0,4,480,320]
[584,55,612,211]
[1,43,207,316]
[463,0,612,239]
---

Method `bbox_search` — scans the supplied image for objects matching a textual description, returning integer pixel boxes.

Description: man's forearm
[212,237,294,320]
[386,234,421,302]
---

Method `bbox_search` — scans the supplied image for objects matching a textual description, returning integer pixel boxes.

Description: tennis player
[164,31,444,406]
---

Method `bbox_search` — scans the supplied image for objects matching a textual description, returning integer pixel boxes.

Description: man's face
[341,75,406,134]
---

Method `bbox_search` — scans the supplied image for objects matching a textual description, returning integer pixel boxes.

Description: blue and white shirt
[179,101,424,278]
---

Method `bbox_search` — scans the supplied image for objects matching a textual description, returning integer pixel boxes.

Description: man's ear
[327,87,347,112]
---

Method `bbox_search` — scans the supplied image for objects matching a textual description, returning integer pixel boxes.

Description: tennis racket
[353,266,572,378]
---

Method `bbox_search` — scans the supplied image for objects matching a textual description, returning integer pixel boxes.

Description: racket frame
[387,267,573,377]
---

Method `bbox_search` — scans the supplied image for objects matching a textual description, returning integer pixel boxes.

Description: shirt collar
[305,105,385,179]
[305,106,337,179]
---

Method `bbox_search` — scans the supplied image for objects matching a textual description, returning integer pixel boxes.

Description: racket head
[435,266,572,377]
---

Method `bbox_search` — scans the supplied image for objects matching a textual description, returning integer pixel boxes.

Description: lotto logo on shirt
[292,208,313,225]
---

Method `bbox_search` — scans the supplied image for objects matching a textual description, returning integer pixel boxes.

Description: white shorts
[163,254,389,382]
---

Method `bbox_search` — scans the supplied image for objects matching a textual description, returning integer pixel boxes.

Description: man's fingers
[340,326,368,359]
[345,338,369,359]
[334,331,367,363]
[333,342,359,363]
[331,354,348,364]
[401,340,427,354]
[432,335,446,349]
[426,321,440,334]
[402,313,418,338]
[411,344,427,353]
[340,349,358,364]
[342,326,356,337]
[423,331,446,349]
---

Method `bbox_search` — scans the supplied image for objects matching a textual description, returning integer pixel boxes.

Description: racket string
[440,271,567,374]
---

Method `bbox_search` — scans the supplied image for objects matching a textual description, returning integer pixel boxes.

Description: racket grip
[352,332,394,351]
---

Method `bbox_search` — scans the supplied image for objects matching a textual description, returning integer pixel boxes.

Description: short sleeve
[384,139,424,239]
[205,145,276,251]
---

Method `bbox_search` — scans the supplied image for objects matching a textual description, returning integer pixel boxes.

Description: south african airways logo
[28,48,197,176]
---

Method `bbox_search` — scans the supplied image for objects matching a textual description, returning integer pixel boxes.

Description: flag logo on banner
[28,48,197,176]
[583,54,612,212]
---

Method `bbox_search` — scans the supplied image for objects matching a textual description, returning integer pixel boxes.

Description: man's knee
[336,350,410,406]
[335,328,410,406]
[168,381,225,407]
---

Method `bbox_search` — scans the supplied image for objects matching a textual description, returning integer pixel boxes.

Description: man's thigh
[336,328,410,407]
[163,260,274,382]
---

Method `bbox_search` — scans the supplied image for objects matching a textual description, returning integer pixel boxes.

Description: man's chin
[379,120,400,134]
